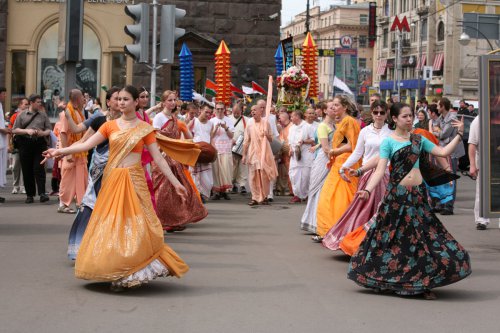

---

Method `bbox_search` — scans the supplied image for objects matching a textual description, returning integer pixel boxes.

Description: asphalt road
[0,175,499,333]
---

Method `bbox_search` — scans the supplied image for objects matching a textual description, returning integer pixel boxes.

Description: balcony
[391,39,411,49]
[377,16,389,25]
[416,6,429,16]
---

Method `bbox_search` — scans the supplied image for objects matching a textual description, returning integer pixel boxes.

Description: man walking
[437,97,465,215]
[210,102,235,200]
[0,87,9,203]
[58,89,88,213]
[229,101,249,194]
[9,97,29,194]
[12,94,52,203]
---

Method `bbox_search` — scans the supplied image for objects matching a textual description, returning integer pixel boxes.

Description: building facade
[280,1,374,103]
[373,0,500,104]
[1,0,281,115]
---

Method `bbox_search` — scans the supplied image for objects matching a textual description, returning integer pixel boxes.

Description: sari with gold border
[75,122,195,282]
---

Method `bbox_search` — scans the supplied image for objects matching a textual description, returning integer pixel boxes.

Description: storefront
[5,0,133,119]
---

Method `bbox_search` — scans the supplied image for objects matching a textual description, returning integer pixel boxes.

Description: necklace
[395,131,410,139]
[373,124,383,130]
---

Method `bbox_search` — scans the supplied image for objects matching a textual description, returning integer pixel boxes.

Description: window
[111,53,126,88]
[384,0,390,16]
[11,51,26,106]
[437,21,445,42]
[360,14,368,25]
[464,13,500,40]
[359,35,368,48]
[359,58,367,68]
[421,19,428,42]
[383,28,389,48]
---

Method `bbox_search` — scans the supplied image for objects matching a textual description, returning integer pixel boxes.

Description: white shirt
[263,113,279,138]
[192,118,212,144]
[0,103,6,149]
[343,123,392,168]
[228,114,249,141]
[152,112,173,129]
[468,116,480,165]
[288,120,315,166]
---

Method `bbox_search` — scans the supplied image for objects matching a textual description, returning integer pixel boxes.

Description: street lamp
[458,27,494,51]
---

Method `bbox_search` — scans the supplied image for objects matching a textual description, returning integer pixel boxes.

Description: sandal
[58,206,76,214]
[164,226,187,233]
[248,200,259,206]
[423,291,437,300]
[311,235,323,243]
[261,198,270,205]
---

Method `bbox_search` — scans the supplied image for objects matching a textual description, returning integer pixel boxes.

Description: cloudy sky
[281,0,346,26]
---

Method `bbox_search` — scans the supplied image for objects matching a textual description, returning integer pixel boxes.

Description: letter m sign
[390,16,410,32]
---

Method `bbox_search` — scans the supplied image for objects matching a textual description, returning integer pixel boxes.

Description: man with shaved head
[57,89,88,213]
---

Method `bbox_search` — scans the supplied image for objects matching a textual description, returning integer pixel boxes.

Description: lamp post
[458,27,495,51]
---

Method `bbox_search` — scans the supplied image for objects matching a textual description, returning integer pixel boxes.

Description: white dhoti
[212,153,233,193]
[0,147,7,187]
[288,163,312,199]
[191,163,213,198]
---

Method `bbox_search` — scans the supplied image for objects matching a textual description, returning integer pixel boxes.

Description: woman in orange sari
[43,85,200,290]
[314,96,361,242]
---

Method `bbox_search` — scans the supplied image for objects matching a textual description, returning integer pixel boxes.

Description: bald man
[58,89,88,213]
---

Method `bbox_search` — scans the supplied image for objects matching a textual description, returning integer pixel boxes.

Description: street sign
[340,36,353,48]
[390,16,410,32]
[423,66,433,80]
[294,48,335,57]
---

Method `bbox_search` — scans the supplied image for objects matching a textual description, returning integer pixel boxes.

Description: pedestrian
[58,89,88,213]
[190,104,215,201]
[12,94,51,203]
[9,97,28,195]
[300,101,335,233]
[314,96,361,242]
[67,87,122,260]
[210,102,235,200]
[348,103,471,300]
[322,100,392,252]
[242,104,277,206]
[152,90,207,232]
[436,97,465,215]
[287,110,315,203]
[276,108,293,196]
[42,85,198,291]
[0,87,9,203]
[229,101,249,194]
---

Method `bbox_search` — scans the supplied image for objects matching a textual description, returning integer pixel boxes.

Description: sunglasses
[372,111,386,116]
[215,108,224,111]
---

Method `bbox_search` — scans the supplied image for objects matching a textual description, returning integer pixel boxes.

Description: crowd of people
[0,84,485,298]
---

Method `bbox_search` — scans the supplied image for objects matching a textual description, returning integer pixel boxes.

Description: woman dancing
[348,103,471,299]
[322,100,392,252]
[43,85,200,290]
[314,96,361,242]
[300,100,335,233]
[152,90,207,232]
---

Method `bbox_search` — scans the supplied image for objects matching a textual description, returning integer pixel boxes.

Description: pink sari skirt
[322,169,389,251]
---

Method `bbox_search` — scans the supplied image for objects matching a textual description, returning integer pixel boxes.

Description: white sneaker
[20,186,26,194]
[11,187,19,194]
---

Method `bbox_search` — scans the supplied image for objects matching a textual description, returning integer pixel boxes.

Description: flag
[251,81,267,95]
[242,85,257,95]
[205,79,218,97]
[230,82,244,95]
[193,90,215,107]
[333,76,354,95]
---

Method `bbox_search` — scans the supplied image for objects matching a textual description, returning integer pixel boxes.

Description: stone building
[373,0,500,104]
[0,0,281,114]
[280,1,374,103]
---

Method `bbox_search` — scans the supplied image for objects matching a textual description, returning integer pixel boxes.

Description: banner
[368,2,377,47]
[281,36,295,71]
[334,48,358,97]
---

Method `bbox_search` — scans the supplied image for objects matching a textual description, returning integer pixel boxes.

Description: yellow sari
[315,116,361,237]
[75,122,198,284]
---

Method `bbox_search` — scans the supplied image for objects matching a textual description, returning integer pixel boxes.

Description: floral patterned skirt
[348,183,471,295]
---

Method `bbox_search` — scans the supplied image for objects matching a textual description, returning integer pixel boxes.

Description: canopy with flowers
[277,66,310,111]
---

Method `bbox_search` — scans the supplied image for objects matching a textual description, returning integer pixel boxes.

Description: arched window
[38,23,101,118]
[437,21,445,41]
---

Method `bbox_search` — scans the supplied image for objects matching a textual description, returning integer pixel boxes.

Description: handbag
[420,152,460,186]
[13,112,40,149]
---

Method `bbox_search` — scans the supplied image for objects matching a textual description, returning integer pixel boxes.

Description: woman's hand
[340,171,351,183]
[308,145,317,153]
[451,116,465,134]
[357,190,369,200]
[174,183,188,202]
[41,148,62,164]
[328,148,337,158]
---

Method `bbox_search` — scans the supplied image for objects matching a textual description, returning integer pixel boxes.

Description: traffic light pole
[150,0,159,108]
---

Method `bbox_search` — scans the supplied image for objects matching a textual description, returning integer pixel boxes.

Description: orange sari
[75,122,198,282]
[315,116,361,237]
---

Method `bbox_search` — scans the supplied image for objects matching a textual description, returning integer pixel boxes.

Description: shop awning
[376,59,388,76]
[433,53,444,71]
[379,79,427,90]
[416,54,427,70]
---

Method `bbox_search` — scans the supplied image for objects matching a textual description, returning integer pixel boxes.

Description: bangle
[457,132,463,139]
[363,189,371,196]
[356,168,364,177]
[339,168,345,174]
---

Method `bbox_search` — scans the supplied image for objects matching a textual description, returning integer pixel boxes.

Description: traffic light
[124,3,150,63]
[159,5,186,64]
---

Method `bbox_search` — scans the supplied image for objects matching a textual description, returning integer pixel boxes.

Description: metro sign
[340,35,353,48]
[390,16,410,32]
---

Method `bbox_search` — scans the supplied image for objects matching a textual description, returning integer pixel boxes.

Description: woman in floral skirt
[348,103,471,300]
